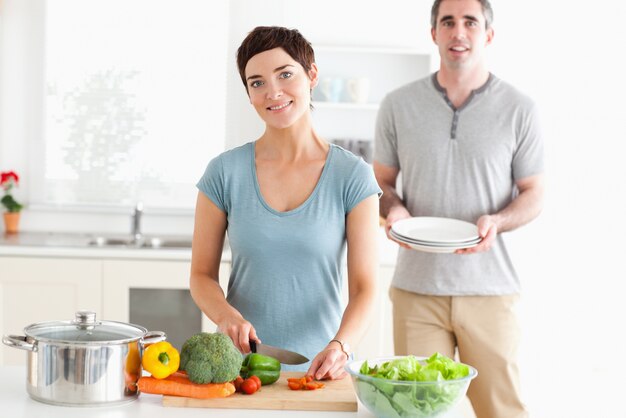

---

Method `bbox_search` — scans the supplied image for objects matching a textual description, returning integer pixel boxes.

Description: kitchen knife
[250,340,309,365]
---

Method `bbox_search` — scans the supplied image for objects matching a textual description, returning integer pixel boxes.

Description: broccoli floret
[179,332,243,384]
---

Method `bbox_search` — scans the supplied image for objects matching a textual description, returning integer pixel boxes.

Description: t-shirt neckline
[250,141,334,217]
[431,72,494,112]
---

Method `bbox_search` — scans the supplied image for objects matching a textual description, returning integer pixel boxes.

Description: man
[373,1,544,417]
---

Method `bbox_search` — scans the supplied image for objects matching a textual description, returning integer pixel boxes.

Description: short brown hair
[236,26,315,92]
[430,0,494,29]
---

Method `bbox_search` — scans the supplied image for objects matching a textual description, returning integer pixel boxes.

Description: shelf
[314,102,379,110]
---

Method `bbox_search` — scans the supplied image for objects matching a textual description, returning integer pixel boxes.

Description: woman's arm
[189,192,258,353]
[307,194,380,380]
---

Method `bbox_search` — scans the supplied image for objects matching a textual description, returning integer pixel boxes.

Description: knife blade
[250,340,309,365]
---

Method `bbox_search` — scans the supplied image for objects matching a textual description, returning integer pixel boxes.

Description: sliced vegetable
[240,353,281,385]
[142,341,180,379]
[138,374,235,399]
[287,375,324,390]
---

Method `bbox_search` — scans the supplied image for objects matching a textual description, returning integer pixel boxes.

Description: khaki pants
[390,287,528,418]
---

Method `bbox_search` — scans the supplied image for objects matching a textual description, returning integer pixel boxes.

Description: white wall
[488,1,626,417]
[0,0,43,204]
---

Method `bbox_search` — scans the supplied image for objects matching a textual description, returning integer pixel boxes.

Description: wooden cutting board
[162,372,357,411]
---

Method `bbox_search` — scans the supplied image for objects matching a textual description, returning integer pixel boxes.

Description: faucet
[131,202,143,243]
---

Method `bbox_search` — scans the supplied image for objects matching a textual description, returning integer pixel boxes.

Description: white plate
[391,231,481,245]
[391,217,479,243]
[400,238,479,253]
[390,230,481,247]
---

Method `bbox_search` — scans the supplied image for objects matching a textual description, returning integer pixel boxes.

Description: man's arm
[459,173,545,254]
[493,174,545,233]
[373,162,403,218]
[373,161,411,246]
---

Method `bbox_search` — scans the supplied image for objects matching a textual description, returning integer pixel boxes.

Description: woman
[190,26,380,380]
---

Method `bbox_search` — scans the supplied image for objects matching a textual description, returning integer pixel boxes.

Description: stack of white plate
[390,217,482,253]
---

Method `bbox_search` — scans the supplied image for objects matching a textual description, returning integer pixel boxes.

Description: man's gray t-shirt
[197,142,381,370]
[375,73,544,296]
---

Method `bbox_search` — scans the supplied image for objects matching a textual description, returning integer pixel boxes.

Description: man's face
[431,0,494,71]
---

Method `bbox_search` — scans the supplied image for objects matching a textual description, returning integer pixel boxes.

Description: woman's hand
[217,314,260,354]
[306,344,348,380]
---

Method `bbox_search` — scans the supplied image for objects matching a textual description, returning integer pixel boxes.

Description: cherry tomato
[249,375,262,388]
[241,378,259,395]
[233,376,244,392]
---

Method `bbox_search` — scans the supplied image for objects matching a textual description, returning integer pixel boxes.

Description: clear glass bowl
[345,356,478,418]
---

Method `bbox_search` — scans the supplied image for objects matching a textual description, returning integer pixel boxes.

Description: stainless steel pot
[2,311,165,406]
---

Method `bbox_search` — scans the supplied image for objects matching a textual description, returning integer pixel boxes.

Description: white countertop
[0,366,470,418]
[0,231,202,261]
[0,229,398,265]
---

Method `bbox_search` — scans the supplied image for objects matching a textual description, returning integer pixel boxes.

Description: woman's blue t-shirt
[197,142,381,370]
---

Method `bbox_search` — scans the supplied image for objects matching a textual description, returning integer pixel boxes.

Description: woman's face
[244,47,318,130]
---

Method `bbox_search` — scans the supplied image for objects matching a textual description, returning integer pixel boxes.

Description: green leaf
[1,194,23,212]
[357,353,471,417]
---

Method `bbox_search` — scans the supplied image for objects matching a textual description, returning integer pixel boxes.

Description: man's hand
[456,214,498,254]
[384,206,412,249]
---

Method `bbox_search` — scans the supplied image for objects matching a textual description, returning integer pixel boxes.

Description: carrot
[287,374,324,391]
[138,375,236,399]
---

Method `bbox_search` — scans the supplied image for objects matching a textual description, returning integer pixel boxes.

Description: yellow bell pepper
[142,341,180,379]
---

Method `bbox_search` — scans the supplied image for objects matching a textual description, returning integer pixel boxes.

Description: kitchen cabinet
[102,260,231,350]
[0,253,231,365]
[0,256,102,365]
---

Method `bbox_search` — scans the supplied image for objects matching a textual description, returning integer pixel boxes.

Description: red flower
[1,171,19,186]
[1,170,23,212]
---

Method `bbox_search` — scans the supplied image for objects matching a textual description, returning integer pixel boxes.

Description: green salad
[356,353,472,418]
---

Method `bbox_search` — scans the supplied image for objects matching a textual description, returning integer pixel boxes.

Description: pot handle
[142,331,166,345]
[2,335,36,352]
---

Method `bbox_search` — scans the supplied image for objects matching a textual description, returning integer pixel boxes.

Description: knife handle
[249,339,257,353]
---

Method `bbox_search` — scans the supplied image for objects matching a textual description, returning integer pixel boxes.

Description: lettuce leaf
[357,353,471,417]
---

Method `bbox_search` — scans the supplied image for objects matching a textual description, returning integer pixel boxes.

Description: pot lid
[24,311,148,344]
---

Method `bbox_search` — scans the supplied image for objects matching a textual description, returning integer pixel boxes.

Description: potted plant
[1,171,24,234]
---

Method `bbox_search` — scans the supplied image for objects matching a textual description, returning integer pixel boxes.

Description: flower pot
[3,212,20,234]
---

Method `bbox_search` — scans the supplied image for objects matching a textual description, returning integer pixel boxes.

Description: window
[34,0,228,210]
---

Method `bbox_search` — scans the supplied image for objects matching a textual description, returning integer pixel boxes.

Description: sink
[87,236,193,249]
[141,237,193,249]
[89,237,136,247]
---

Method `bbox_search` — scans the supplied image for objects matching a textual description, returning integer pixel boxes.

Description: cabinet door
[0,256,102,366]
[102,259,230,350]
